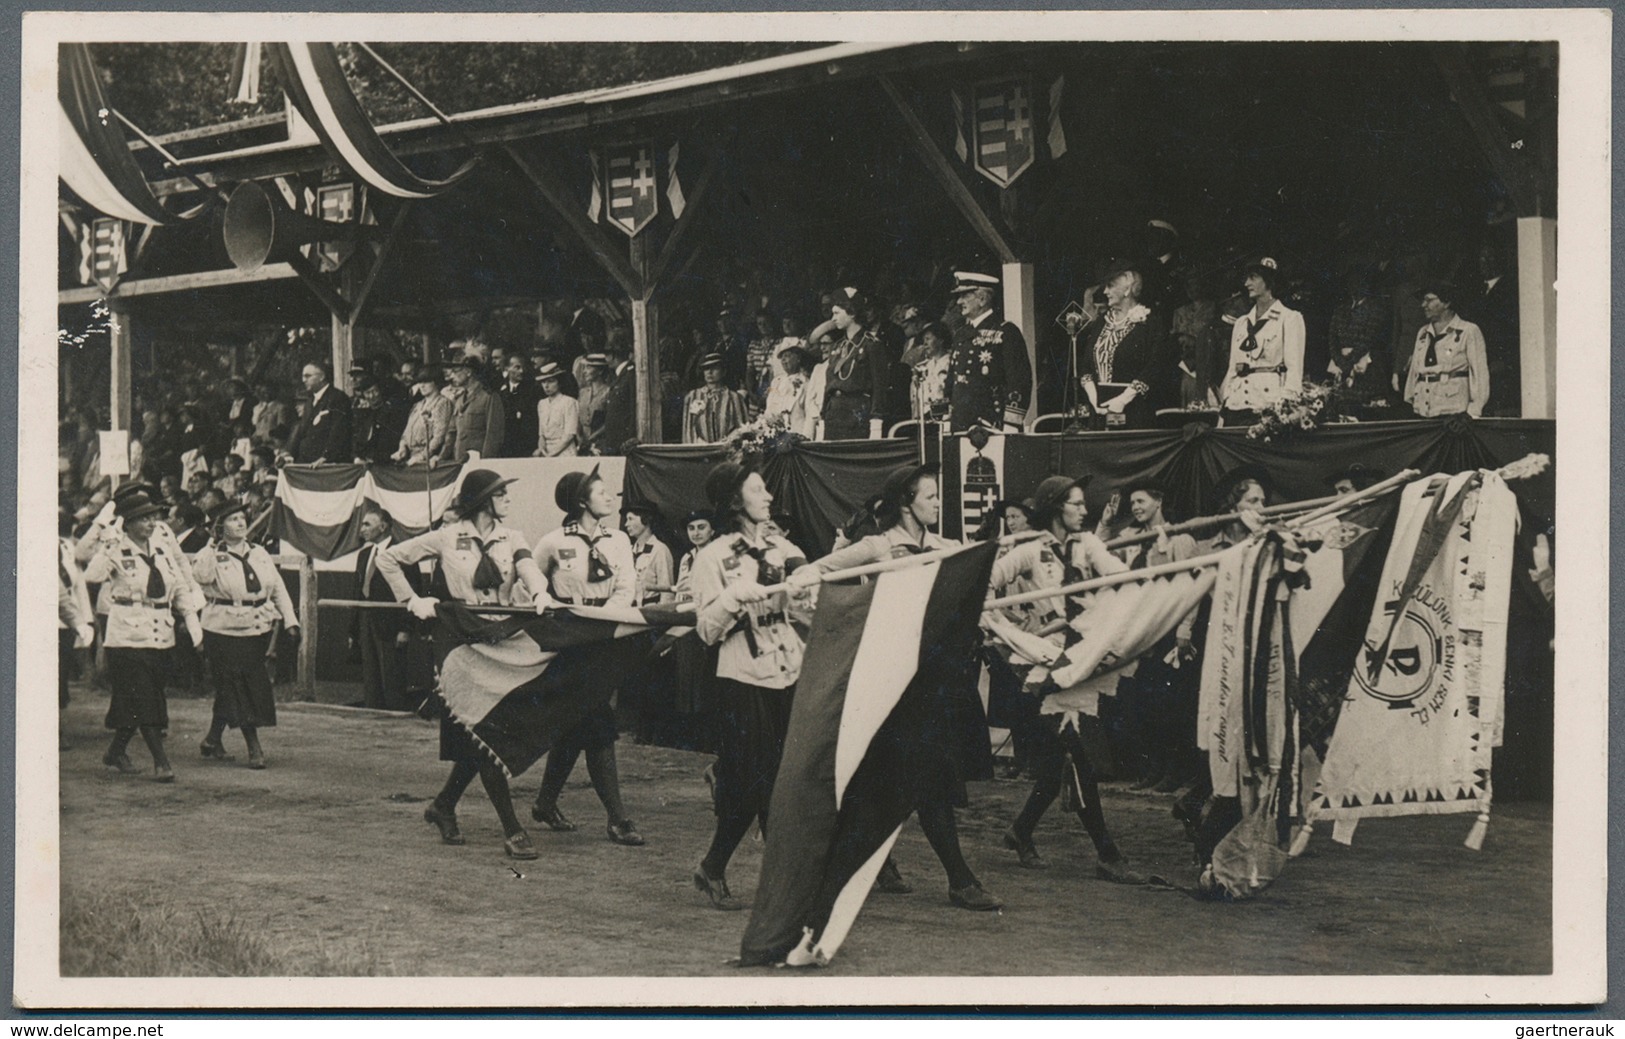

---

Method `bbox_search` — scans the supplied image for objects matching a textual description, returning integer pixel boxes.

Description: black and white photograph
[15,7,1609,1010]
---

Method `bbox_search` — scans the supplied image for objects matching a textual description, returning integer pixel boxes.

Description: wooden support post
[108,300,133,491]
[1002,261,1038,425]
[630,234,662,444]
[878,74,1019,264]
[297,555,318,699]
[1517,216,1557,419]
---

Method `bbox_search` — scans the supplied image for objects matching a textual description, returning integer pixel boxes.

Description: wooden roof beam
[502,142,643,299]
[1432,44,1542,217]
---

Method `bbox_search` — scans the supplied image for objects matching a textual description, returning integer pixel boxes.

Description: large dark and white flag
[1306,472,1516,850]
[739,540,997,968]
[432,601,693,777]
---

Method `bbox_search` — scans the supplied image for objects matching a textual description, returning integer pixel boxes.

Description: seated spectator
[682,353,749,444]
[532,362,580,457]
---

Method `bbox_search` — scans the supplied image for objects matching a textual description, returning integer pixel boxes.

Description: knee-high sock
[435,759,479,812]
[478,760,523,837]
[1012,754,1063,840]
[137,725,170,769]
[700,811,756,880]
[1065,751,1120,860]
[584,745,627,823]
[917,800,978,890]
[536,742,582,808]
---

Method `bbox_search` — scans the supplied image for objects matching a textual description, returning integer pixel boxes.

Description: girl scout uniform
[1403,315,1489,418]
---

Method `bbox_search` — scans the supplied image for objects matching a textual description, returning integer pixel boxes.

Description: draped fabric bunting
[432,601,694,778]
[740,541,997,968]
[267,43,479,199]
[272,461,464,560]
[58,43,173,225]
[1305,471,1517,850]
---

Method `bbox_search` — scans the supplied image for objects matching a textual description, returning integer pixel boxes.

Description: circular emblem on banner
[1356,606,1442,706]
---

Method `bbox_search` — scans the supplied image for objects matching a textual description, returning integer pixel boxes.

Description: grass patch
[61,889,394,977]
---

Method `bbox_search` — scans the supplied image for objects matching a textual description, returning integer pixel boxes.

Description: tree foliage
[91,42,819,136]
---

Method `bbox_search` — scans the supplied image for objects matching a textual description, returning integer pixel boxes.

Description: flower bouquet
[1247,381,1360,441]
[724,411,806,462]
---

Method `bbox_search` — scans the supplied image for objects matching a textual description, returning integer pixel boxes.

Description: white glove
[787,567,823,592]
[184,615,204,646]
[1237,507,1266,533]
[95,500,117,528]
[533,592,555,615]
[74,623,95,649]
[867,418,884,440]
[407,595,440,621]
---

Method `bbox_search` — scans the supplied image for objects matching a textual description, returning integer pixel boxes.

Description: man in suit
[1459,238,1521,416]
[446,353,505,462]
[353,505,415,711]
[281,362,352,465]
[599,336,639,454]
[498,354,541,458]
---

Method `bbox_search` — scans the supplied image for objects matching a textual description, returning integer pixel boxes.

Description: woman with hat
[818,290,891,440]
[687,460,812,909]
[393,365,453,465]
[1402,282,1489,418]
[1076,266,1175,429]
[531,361,581,458]
[985,473,1145,883]
[682,353,750,445]
[794,463,1004,911]
[576,353,612,455]
[1218,257,1305,423]
[528,467,644,846]
[375,469,553,860]
[191,501,300,768]
[81,492,204,781]
[761,344,813,434]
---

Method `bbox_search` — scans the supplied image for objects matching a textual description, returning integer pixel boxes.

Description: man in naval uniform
[947,271,1031,433]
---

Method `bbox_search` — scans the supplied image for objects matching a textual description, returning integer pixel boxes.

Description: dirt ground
[56,682,1551,979]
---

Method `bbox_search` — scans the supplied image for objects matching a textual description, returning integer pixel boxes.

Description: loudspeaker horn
[222,179,356,272]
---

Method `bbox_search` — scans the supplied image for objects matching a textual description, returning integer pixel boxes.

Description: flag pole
[749,530,1042,598]
[988,473,1420,615]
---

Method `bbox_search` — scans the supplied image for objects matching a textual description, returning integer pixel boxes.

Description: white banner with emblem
[957,433,1004,536]
[1305,470,1516,849]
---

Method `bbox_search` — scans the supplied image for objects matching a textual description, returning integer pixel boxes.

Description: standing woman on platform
[1218,258,1305,424]
[689,461,813,909]
[82,492,203,781]
[192,502,300,768]
[375,469,553,860]
[792,463,1003,910]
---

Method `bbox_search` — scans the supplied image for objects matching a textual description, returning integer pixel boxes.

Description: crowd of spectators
[57,226,1525,540]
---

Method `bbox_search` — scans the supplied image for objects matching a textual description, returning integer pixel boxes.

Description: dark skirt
[104,647,169,730]
[902,667,993,808]
[672,636,718,714]
[439,714,479,764]
[713,678,795,824]
[821,393,873,440]
[59,628,75,709]
[557,702,620,754]
[202,630,278,729]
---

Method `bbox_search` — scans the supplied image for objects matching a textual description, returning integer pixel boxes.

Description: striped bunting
[434,602,693,777]
[58,44,171,225]
[268,43,479,200]
[739,540,997,968]
[272,462,464,560]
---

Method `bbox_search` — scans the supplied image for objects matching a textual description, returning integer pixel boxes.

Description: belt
[112,597,171,610]
[564,595,609,607]
[1416,371,1468,382]
[207,595,267,607]
[1236,364,1287,377]
[826,389,868,398]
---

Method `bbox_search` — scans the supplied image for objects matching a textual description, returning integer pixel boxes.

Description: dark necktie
[471,537,504,591]
[235,549,263,594]
[1241,317,1268,354]
[1423,330,1446,367]
[138,553,167,600]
